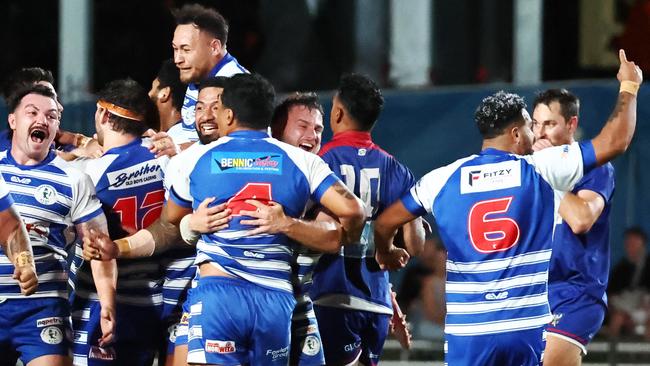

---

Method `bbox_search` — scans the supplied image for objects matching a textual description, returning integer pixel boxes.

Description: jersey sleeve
[306,153,341,203]
[71,172,103,224]
[574,163,615,203]
[167,142,212,209]
[0,175,14,212]
[384,158,416,206]
[525,141,597,192]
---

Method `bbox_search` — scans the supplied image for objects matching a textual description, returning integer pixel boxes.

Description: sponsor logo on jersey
[180,312,190,325]
[302,335,321,356]
[550,312,563,327]
[37,317,65,328]
[344,341,361,352]
[10,176,31,184]
[485,291,509,300]
[107,160,163,190]
[89,346,116,360]
[206,340,236,354]
[266,345,289,361]
[460,160,521,194]
[243,250,265,259]
[211,152,283,175]
[35,184,58,205]
[358,148,367,156]
[40,326,63,345]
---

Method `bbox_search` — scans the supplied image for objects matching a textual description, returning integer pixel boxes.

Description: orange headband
[97,100,145,122]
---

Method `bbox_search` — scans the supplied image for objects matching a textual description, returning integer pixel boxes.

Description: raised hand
[617,49,643,84]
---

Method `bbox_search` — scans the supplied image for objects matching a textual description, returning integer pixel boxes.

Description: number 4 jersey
[401,141,597,336]
[169,130,339,293]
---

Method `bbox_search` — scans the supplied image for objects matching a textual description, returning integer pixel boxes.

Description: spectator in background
[608,226,650,339]
[396,236,446,340]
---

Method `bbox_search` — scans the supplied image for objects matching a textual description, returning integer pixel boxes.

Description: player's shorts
[313,305,390,366]
[186,276,295,365]
[0,297,71,365]
[161,254,196,324]
[170,287,193,355]
[71,296,163,366]
[547,284,606,355]
[290,297,325,365]
[445,327,546,366]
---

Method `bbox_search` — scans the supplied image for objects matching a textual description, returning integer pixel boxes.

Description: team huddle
[0,3,644,366]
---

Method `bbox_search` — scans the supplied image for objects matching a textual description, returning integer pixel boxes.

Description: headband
[97,100,145,122]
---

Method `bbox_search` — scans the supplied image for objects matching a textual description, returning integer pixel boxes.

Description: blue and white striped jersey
[0,174,14,211]
[0,150,103,299]
[401,141,597,336]
[169,130,339,293]
[175,53,248,145]
[69,138,169,307]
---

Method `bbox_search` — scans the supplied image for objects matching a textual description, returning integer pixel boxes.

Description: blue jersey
[311,131,415,314]
[175,53,247,145]
[401,142,597,336]
[70,138,168,307]
[0,174,14,211]
[169,130,338,293]
[549,163,615,303]
[0,150,102,299]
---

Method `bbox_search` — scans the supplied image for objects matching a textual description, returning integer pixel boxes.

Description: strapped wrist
[620,80,640,96]
[15,251,34,268]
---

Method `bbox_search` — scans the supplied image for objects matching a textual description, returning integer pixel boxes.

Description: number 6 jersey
[401,141,597,336]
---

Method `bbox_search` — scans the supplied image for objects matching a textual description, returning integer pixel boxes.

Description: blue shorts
[547,285,606,354]
[290,298,325,366]
[186,276,295,365]
[169,287,193,355]
[71,297,163,366]
[313,305,390,366]
[445,327,545,366]
[0,297,71,365]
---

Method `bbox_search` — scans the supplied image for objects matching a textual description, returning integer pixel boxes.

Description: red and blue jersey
[311,131,415,314]
[169,130,339,293]
[70,138,168,307]
[549,162,615,304]
[401,141,597,336]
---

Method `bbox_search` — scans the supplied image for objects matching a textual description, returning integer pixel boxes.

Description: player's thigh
[27,354,72,366]
[249,288,295,365]
[359,313,390,366]
[172,344,189,366]
[314,306,363,365]
[548,288,605,356]
[544,335,582,366]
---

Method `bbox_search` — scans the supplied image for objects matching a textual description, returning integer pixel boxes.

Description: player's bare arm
[399,217,427,256]
[77,214,116,346]
[374,200,418,270]
[317,181,365,245]
[83,202,195,261]
[0,206,38,295]
[559,190,606,234]
[239,199,343,253]
[590,50,643,165]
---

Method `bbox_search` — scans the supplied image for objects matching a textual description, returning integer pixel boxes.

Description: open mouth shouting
[298,142,315,152]
[29,126,49,144]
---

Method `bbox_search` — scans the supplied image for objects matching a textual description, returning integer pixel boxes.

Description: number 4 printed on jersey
[468,196,520,253]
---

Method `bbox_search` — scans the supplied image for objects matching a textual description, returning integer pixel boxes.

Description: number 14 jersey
[401,142,597,336]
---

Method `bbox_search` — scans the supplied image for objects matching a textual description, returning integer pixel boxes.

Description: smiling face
[281,105,323,153]
[195,86,223,144]
[9,93,60,164]
[172,24,220,84]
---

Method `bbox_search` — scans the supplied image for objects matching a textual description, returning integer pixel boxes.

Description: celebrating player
[171,3,247,148]
[0,84,116,366]
[373,50,642,365]
[532,89,615,365]
[311,73,425,366]
[69,79,166,365]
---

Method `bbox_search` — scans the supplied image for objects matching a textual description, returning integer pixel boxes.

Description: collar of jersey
[480,147,511,156]
[102,137,142,156]
[330,131,373,146]
[188,52,235,91]
[226,130,269,139]
[6,148,57,170]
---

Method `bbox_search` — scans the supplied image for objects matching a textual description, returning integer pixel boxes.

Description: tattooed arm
[317,181,366,245]
[591,50,643,165]
[0,206,37,295]
[77,214,116,346]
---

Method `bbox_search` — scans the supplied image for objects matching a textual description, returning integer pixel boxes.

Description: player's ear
[159,86,171,103]
[567,116,578,133]
[511,125,521,144]
[209,38,222,56]
[8,113,16,130]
